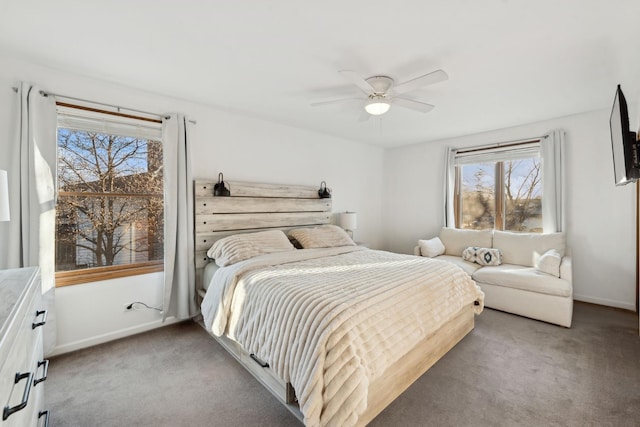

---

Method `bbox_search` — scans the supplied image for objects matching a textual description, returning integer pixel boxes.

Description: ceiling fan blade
[392,97,435,113]
[310,97,361,107]
[339,70,375,95]
[393,69,448,95]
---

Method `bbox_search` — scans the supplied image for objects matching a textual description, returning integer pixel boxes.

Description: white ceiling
[1,0,639,148]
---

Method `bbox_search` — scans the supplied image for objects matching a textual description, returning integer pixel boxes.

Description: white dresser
[0,267,49,426]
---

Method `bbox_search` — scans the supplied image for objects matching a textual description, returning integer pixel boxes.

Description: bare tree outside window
[458,157,542,232]
[56,128,164,272]
[460,162,495,229]
[504,158,542,232]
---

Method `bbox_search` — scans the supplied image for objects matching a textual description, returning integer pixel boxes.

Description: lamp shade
[0,170,9,222]
[338,211,357,231]
[364,99,390,116]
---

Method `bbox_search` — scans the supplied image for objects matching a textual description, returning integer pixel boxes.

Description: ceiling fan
[311,69,448,119]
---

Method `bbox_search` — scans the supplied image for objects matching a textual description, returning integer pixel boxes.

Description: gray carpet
[46,302,640,427]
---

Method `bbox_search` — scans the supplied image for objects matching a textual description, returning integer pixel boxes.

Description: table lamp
[338,211,357,239]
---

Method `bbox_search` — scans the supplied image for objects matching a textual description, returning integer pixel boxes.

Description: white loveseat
[415,227,573,327]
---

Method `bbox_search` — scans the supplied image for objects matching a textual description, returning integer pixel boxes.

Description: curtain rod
[11,86,197,124]
[455,135,546,154]
[39,89,171,121]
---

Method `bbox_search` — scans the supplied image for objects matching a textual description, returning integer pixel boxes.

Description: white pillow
[418,237,445,258]
[535,249,562,277]
[288,224,355,249]
[207,230,295,267]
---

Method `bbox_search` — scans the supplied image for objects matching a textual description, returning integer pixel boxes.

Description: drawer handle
[2,371,34,420]
[39,410,50,427]
[32,309,47,329]
[34,359,49,386]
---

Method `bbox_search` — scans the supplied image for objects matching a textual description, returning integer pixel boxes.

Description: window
[453,141,542,233]
[55,105,164,286]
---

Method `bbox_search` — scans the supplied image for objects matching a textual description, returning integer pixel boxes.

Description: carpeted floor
[46,302,640,427]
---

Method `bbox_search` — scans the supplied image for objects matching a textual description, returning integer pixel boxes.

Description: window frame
[54,102,165,287]
[453,140,542,232]
[55,260,164,287]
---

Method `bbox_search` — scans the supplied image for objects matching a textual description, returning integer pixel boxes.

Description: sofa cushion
[462,247,503,266]
[418,237,446,258]
[436,255,484,276]
[492,230,565,267]
[472,264,572,297]
[439,227,493,257]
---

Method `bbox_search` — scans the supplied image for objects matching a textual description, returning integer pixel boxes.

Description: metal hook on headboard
[213,173,231,197]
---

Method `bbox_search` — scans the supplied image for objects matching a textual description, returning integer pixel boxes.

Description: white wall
[0,54,384,355]
[384,109,638,311]
[51,272,180,356]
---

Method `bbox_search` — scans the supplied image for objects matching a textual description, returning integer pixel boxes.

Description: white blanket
[201,247,484,427]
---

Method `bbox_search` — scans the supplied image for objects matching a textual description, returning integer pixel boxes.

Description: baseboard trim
[47,316,184,357]
[573,294,635,312]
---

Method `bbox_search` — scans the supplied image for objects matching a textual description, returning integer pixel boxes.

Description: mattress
[201,246,484,427]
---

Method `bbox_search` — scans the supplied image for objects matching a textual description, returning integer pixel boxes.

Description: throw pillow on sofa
[462,246,503,266]
[418,237,446,258]
[535,249,562,277]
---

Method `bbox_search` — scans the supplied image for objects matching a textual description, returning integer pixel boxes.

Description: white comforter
[201,247,484,427]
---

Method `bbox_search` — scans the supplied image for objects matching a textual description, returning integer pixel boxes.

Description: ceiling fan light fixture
[364,98,391,115]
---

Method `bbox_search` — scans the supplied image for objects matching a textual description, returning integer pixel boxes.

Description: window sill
[55,261,164,287]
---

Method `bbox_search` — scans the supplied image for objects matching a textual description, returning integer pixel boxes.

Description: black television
[610,84,639,186]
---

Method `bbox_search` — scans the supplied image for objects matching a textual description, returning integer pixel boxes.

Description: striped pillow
[207,230,295,267]
[288,224,356,249]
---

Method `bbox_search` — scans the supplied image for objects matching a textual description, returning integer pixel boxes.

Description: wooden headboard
[194,179,332,285]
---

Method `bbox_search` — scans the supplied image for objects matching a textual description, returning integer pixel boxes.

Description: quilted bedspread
[201,247,484,427]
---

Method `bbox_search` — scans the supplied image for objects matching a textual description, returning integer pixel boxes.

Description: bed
[194,179,484,427]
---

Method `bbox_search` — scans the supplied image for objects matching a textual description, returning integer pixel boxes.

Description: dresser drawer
[5,285,44,361]
[0,345,46,427]
[0,268,46,427]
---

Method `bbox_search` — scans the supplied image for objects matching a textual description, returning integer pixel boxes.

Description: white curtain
[0,83,57,355]
[443,146,456,227]
[162,114,197,321]
[541,129,566,232]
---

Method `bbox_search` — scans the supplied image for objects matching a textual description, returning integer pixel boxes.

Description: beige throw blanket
[201,247,484,427]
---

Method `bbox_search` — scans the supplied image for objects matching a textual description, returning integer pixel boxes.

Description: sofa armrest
[414,246,421,256]
[560,253,572,283]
